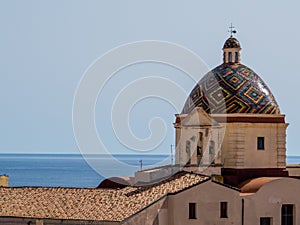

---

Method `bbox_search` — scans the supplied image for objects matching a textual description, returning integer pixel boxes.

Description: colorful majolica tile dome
[182,36,280,114]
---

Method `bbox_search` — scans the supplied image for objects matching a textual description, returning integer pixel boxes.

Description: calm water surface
[0,154,169,187]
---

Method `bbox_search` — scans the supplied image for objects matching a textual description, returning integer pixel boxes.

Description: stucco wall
[175,126,223,166]
[243,178,300,225]
[221,122,287,169]
[122,197,168,225]
[168,181,241,225]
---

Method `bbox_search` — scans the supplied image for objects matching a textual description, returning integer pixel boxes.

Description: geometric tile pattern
[182,63,280,114]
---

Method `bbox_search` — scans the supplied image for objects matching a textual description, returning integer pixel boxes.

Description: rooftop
[237,177,282,194]
[0,172,209,222]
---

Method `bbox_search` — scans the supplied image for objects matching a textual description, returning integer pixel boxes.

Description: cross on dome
[228,23,237,37]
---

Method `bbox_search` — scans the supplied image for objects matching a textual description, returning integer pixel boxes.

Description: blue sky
[1,1,300,155]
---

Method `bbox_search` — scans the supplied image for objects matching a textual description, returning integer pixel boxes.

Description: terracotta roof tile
[0,172,209,222]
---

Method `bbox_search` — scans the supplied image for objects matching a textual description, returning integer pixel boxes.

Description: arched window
[235,52,239,62]
[197,133,203,165]
[228,52,232,62]
[209,141,215,164]
[186,140,191,164]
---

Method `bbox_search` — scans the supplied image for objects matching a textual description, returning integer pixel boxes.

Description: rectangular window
[282,204,294,225]
[257,137,265,150]
[260,217,272,225]
[220,202,228,218]
[189,203,196,219]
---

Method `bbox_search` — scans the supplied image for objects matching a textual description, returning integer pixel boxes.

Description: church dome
[223,37,241,49]
[182,37,280,115]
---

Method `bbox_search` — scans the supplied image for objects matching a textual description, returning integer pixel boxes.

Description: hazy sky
[1,1,300,156]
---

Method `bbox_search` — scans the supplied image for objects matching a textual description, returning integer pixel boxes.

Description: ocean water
[0,154,169,187]
[0,154,299,188]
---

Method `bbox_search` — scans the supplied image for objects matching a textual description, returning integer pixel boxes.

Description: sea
[0,154,169,187]
[0,154,299,188]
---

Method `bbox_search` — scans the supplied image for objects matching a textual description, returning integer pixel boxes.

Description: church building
[174,33,289,186]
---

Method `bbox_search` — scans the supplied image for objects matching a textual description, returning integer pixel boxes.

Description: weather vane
[228,23,237,37]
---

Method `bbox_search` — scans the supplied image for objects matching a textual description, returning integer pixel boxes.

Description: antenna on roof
[170,144,174,165]
[228,23,237,37]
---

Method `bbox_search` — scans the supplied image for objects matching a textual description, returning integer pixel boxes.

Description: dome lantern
[223,24,241,64]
